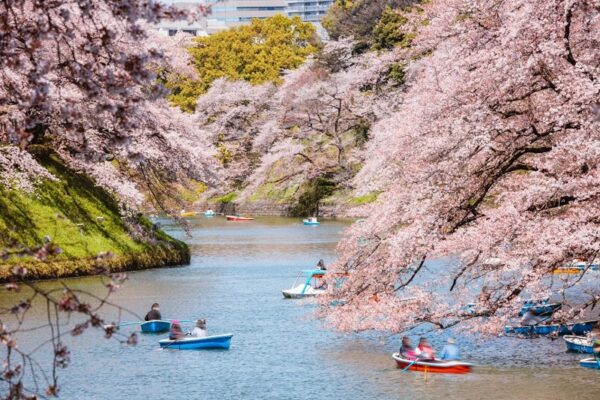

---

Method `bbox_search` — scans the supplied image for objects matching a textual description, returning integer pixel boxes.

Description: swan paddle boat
[159,334,233,350]
[141,320,172,333]
[303,217,320,226]
[579,358,600,370]
[226,215,254,221]
[180,210,199,217]
[282,269,326,299]
[504,320,599,337]
[392,354,473,374]
[564,335,595,353]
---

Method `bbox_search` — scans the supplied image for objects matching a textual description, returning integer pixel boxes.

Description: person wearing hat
[169,320,185,340]
[440,338,461,361]
[188,319,208,338]
[144,303,162,321]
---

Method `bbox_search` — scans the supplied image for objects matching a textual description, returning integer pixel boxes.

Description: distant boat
[303,217,320,226]
[226,215,254,221]
[282,269,327,299]
[180,210,199,217]
[564,335,595,353]
[579,358,600,370]
[504,320,598,337]
[204,209,216,216]
[553,259,599,274]
[159,334,233,350]
[141,320,171,333]
[392,354,473,374]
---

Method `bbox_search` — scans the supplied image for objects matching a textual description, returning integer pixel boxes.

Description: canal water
[1,217,598,399]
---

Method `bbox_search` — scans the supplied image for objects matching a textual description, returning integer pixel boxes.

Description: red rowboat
[392,353,473,374]
[226,215,254,221]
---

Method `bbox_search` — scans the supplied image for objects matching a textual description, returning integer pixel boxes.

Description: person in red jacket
[415,337,436,360]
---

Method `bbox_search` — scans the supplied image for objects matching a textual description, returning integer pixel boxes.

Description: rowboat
[564,335,595,353]
[504,320,598,337]
[303,217,320,226]
[141,320,171,333]
[518,302,561,317]
[226,215,254,221]
[159,334,233,350]
[579,358,600,370]
[282,269,326,299]
[204,209,216,216]
[180,210,199,217]
[392,353,473,374]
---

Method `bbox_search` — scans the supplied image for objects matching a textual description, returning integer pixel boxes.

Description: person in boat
[440,338,461,361]
[144,303,162,321]
[169,320,185,340]
[399,336,417,360]
[316,259,326,271]
[415,337,436,360]
[189,319,208,338]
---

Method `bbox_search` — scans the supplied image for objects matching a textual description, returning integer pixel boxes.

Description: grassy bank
[0,147,189,281]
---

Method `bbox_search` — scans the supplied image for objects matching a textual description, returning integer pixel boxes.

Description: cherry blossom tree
[0,0,215,205]
[321,0,600,335]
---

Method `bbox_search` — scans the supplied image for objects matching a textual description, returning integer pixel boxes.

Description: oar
[165,319,195,324]
[402,358,419,372]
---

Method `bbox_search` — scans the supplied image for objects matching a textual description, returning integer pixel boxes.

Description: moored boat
[564,335,595,353]
[518,302,561,317]
[159,334,233,350]
[141,320,171,333]
[226,215,254,221]
[282,269,326,299]
[504,320,598,337]
[579,358,600,370]
[303,217,320,226]
[392,353,473,374]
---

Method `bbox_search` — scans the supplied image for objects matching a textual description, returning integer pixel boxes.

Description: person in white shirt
[189,319,208,338]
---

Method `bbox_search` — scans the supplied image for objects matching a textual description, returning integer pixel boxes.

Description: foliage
[321,0,600,335]
[323,0,420,45]
[168,15,319,111]
[372,7,409,50]
[211,192,238,204]
[0,0,217,209]
[0,148,186,264]
[289,176,337,217]
[386,63,406,86]
[350,191,380,205]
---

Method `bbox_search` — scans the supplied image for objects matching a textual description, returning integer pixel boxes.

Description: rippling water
[1,217,598,399]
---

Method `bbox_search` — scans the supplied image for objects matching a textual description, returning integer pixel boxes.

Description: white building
[285,0,333,23]
[155,0,334,35]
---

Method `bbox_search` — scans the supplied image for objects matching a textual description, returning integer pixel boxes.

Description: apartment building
[285,0,333,23]
[207,0,288,26]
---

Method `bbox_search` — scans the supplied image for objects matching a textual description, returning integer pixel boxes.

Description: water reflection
[0,216,598,399]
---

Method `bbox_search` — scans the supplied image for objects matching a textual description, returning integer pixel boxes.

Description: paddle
[402,359,418,372]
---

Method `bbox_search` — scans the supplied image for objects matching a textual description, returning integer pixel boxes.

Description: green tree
[169,15,319,112]
[372,7,409,50]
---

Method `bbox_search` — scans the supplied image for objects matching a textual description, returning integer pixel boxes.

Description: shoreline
[0,241,190,283]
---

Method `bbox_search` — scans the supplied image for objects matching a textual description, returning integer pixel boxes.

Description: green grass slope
[0,147,189,281]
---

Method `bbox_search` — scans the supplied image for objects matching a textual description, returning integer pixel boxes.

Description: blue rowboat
[579,358,600,370]
[518,302,561,317]
[564,335,595,353]
[141,320,171,333]
[303,218,320,226]
[504,320,598,337]
[159,334,233,350]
